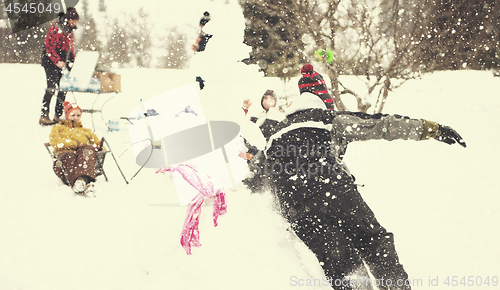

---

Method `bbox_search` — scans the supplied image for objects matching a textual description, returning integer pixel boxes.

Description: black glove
[436,125,467,148]
[196,76,205,90]
[422,120,466,148]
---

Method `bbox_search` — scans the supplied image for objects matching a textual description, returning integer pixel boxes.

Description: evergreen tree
[0,29,16,62]
[161,27,189,69]
[240,0,306,79]
[418,0,499,70]
[75,0,102,53]
[0,4,50,64]
[98,0,107,12]
[6,24,49,63]
[106,20,131,67]
[127,8,152,68]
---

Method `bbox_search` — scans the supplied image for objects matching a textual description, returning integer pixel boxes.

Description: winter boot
[53,114,62,123]
[84,182,96,198]
[72,177,86,194]
[39,115,56,126]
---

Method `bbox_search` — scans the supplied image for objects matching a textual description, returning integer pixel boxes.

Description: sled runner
[44,137,129,185]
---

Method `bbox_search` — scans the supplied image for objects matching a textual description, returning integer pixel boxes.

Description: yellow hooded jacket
[49,120,101,153]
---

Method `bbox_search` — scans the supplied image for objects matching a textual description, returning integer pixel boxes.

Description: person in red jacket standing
[39,7,79,125]
[298,63,335,110]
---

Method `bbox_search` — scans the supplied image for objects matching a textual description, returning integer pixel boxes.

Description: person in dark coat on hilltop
[39,7,79,125]
[264,92,466,289]
[298,63,335,110]
[192,11,212,52]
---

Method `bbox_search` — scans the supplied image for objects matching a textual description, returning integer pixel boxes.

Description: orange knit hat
[63,101,82,119]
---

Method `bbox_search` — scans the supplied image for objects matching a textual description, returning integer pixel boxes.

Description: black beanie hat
[200,11,210,26]
[261,90,277,110]
[66,7,79,20]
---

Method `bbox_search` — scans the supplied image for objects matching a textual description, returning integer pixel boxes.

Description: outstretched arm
[331,112,424,142]
[331,111,466,147]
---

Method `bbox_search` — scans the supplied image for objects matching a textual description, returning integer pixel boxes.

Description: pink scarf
[156,164,227,255]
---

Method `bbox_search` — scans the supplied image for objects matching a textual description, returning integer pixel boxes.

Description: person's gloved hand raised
[422,120,467,148]
[436,125,467,147]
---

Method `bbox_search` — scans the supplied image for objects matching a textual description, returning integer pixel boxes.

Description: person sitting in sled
[49,102,102,197]
[264,92,466,289]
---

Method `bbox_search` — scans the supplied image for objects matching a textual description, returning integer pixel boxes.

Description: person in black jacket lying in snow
[262,92,466,289]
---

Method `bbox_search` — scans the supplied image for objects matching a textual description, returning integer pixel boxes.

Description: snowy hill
[1,65,499,290]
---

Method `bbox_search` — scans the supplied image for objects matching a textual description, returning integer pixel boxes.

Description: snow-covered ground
[1,0,499,289]
[2,67,499,290]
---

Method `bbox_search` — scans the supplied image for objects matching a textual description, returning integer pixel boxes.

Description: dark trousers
[53,145,98,186]
[41,63,66,118]
[277,183,411,290]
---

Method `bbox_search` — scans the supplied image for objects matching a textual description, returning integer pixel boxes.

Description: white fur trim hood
[285,92,327,116]
[255,107,285,127]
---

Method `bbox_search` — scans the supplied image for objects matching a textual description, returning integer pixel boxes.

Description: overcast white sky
[83,0,222,34]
